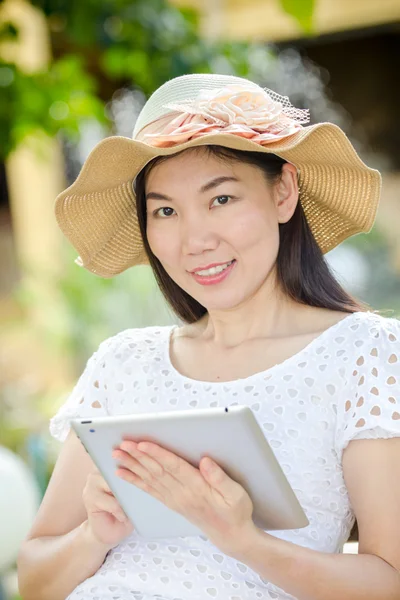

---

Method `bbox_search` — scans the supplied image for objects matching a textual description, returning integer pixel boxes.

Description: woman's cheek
[147,224,174,263]
[231,208,276,251]
[147,226,179,279]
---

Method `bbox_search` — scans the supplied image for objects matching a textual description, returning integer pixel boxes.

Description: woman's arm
[17,520,110,600]
[229,527,400,600]
[228,437,400,600]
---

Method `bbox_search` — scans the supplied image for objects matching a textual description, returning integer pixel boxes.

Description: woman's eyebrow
[199,175,239,193]
[145,191,173,201]
[146,175,240,202]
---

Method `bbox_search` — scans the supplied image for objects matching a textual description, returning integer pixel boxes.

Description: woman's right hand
[82,468,134,550]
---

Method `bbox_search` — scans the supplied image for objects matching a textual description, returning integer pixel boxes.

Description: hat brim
[55,123,381,278]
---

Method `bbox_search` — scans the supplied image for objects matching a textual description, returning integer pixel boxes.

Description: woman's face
[145,148,297,312]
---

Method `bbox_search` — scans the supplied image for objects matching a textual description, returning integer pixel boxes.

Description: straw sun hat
[55,73,381,278]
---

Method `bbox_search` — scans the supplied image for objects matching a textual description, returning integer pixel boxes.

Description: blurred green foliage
[278,0,316,34]
[346,227,400,317]
[0,0,315,161]
[13,245,176,369]
[0,55,106,159]
[0,0,282,160]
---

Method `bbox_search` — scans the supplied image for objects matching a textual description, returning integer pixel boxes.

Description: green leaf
[0,20,19,41]
[101,46,130,78]
[279,0,316,34]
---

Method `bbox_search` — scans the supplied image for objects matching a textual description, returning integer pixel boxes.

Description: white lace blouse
[49,310,400,600]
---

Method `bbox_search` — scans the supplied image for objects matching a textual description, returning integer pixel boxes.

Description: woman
[18,73,400,600]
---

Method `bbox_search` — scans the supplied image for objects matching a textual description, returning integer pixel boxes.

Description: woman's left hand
[112,440,256,554]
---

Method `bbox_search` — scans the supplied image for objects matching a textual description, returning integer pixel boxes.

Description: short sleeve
[49,333,123,443]
[335,315,400,461]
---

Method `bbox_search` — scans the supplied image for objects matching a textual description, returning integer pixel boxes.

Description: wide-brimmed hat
[55,73,381,278]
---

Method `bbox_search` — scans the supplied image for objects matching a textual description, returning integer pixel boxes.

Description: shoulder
[319,311,399,383]
[94,324,174,363]
[110,324,173,344]
[334,311,400,460]
[345,311,400,352]
[340,311,400,390]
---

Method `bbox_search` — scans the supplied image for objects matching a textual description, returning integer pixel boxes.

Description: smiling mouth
[192,260,235,277]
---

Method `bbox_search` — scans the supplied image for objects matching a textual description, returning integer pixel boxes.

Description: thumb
[200,457,233,496]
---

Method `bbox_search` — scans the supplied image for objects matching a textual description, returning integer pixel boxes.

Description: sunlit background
[1,0,400,597]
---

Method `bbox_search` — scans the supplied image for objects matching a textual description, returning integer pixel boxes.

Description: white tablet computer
[71,405,308,540]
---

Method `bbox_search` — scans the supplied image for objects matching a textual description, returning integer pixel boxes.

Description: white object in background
[326,244,370,296]
[343,542,359,554]
[0,446,41,573]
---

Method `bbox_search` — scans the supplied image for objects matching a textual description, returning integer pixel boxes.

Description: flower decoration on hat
[139,84,310,148]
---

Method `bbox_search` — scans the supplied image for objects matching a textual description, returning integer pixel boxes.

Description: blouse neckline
[162,311,365,386]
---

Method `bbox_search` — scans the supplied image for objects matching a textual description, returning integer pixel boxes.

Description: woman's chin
[197,293,248,312]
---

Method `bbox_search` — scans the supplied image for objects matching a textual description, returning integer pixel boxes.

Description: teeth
[195,260,233,276]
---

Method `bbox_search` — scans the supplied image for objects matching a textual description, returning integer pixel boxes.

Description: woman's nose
[180,217,219,256]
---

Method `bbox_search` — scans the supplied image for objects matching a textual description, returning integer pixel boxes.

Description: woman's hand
[82,468,134,551]
[112,440,257,555]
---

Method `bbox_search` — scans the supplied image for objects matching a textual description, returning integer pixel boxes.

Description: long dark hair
[134,145,368,322]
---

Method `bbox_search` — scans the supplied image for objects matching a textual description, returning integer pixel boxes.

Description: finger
[88,471,113,495]
[116,466,164,502]
[199,457,240,501]
[114,447,174,498]
[136,442,199,484]
[113,443,171,496]
[113,448,156,482]
[118,442,165,477]
[84,486,128,522]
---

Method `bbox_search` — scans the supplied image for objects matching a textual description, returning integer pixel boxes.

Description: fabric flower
[138,84,310,148]
[193,85,284,127]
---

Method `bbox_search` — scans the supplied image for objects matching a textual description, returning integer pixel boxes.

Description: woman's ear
[275,163,299,224]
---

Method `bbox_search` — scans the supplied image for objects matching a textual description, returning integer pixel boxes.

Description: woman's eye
[211,195,231,207]
[154,207,175,218]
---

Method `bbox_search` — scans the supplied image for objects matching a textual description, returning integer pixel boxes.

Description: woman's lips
[190,259,237,286]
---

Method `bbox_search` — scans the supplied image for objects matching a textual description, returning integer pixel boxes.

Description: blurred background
[0,0,399,597]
